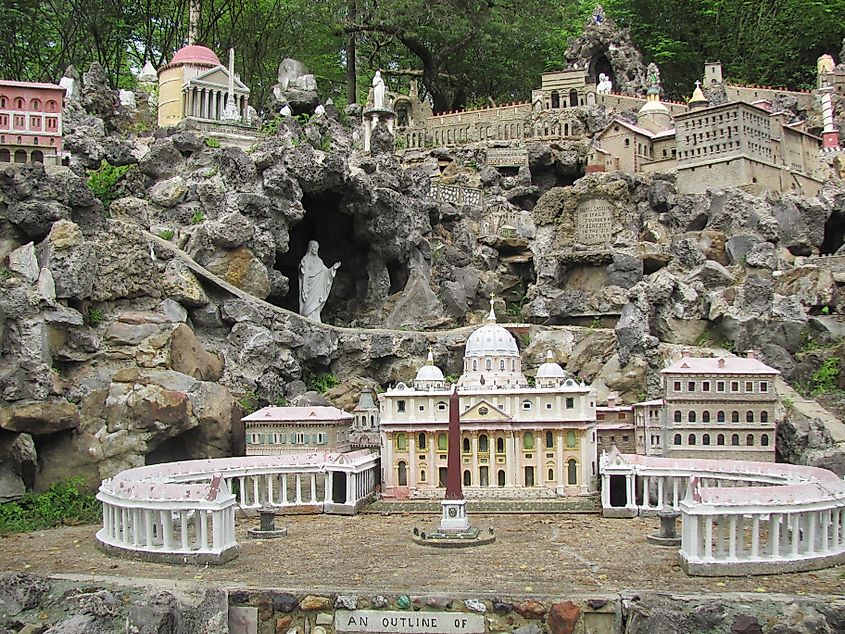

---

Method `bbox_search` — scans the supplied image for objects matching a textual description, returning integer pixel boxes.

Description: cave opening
[273,192,372,323]
[821,210,845,254]
[588,52,615,88]
[386,258,410,295]
[145,432,194,465]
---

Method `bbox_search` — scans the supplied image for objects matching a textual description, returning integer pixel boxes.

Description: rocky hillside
[2,64,845,499]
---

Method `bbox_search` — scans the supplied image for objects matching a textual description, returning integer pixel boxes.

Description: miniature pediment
[461,399,511,421]
[188,66,250,93]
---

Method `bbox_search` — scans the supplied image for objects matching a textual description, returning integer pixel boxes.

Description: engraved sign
[336,610,485,634]
[576,199,614,245]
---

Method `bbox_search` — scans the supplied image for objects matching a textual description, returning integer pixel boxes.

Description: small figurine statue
[597,72,613,94]
[372,70,386,109]
[647,63,661,91]
[593,4,605,23]
[298,240,340,323]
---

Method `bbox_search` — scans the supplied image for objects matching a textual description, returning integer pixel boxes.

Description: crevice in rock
[821,209,845,254]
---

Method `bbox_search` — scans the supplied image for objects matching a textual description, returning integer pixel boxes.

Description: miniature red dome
[170,45,220,66]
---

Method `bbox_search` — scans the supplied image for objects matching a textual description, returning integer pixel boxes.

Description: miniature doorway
[438,467,448,487]
[332,471,347,503]
[608,475,627,507]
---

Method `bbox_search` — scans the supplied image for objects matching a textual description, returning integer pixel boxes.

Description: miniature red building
[0,81,65,165]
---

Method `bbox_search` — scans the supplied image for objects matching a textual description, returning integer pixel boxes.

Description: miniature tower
[221,48,242,123]
[637,63,672,133]
[439,387,470,532]
[688,80,708,111]
[819,58,840,151]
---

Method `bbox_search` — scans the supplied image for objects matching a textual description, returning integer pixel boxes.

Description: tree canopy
[0,0,843,110]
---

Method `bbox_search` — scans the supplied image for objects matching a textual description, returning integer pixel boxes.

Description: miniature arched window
[717,434,725,445]
[437,433,447,451]
[479,434,489,452]
[512,360,516,371]
[437,401,447,411]
[673,434,682,445]
[702,411,711,423]
[485,359,492,371]
[746,434,754,446]
[522,400,532,409]
[688,411,697,423]
[746,411,754,423]
[674,411,682,423]
[396,433,407,451]
[496,437,505,453]
[462,437,470,453]
[418,433,426,450]
[13,97,24,109]
[761,411,768,423]
[564,123,569,137]
[498,470,506,486]
[702,434,710,445]
[731,434,740,446]
[569,89,578,107]
[13,149,25,163]
[46,100,57,112]
[29,98,40,110]
[0,96,7,108]
[523,432,534,450]
[472,360,477,371]
[550,91,560,108]
[463,470,471,486]
[567,459,578,484]
[688,433,696,445]
[0,149,9,162]
[717,411,725,423]
[566,430,576,447]
[398,461,407,486]
[761,434,769,446]
[420,469,426,482]
[548,468,555,481]
[731,411,739,423]
[545,431,554,448]
[624,138,630,147]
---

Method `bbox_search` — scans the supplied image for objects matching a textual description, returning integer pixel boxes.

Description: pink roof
[242,406,352,423]
[0,80,64,91]
[661,356,779,376]
[634,399,664,407]
[170,45,221,66]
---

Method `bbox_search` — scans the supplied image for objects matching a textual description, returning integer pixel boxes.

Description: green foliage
[157,229,174,241]
[304,370,340,393]
[0,477,100,535]
[274,395,289,407]
[811,357,841,396]
[781,396,794,411]
[0,267,10,280]
[393,136,408,150]
[261,115,284,136]
[506,301,525,320]
[88,308,103,326]
[519,332,531,347]
[294,113,312,125]
[444,374,459,384]
[319,134,333,152]
[190,211,205,225]
[526,376,536,387]
[821,306,831,315]
[589,317,602,330]
[205,137,221,148]
[238,390,260,414]
[86,160,131,211]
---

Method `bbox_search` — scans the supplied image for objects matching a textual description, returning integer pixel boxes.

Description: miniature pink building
[0,81,65,165]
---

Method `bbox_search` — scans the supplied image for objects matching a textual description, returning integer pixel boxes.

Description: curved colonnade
[96,451,379,564]
[600,449,845,575]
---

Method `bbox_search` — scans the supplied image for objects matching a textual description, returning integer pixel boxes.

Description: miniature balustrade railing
[600,450,845,575]
[96,453,378,564]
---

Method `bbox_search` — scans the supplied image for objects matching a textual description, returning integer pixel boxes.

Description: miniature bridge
[600,449,845,575]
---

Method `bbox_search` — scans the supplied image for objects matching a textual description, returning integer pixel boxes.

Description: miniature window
[396,433,407,450]
[674,381,681,391]
[760,381,768,392]
[688,411,696,423]
[499,359,505,370]
[746,411,754,423]
[0,114,7,127]
[462,438,470,453]
[437,401,446,411]
[548,468,555,481]
[702,411,711,423]
[622,435,629,442]
[731,381,739,392]
[702,434,710,445]
[418,433,426,450]
[545,431,554,448]
[565,397,574,409]
[717,434,725,446]
[485,359,492,371]
[13,115,24,127]
[674,410,682,423]
[29,98,40,110]
[624,138,630,147]
[566,430,576,448]
[397,400,406,413]
[567,459,577,485]
[731,411,739,423]
[687,381,695,391]
[674,433,682,445]
[524,466,535,486]
[46,100,57,112]
[546,403,552,410]
[398,461,407,486]
[522,400,532,409]
[0,96,6,108]
[717,381,725,392]
[688,434,696,445]
[609,435,614,442]
[745,381,753,392]
[479,434,489,452]
[761,434,769,446]
[420,469,426,482]
[13,97,23,109]
[717,411,725,423]
[523,432,534,450]
[438,433,447,451]
[463,470,471,486]
[746,434,754,446]
[760,411,768,423]
[418,404,425,411]
[731,434,740,446]
[496,437,505,453]
[702,381,710,391]
[478,407,488,415]
[472,360,477,371]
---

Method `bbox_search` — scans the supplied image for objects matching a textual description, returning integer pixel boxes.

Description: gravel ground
[1,513,843,597]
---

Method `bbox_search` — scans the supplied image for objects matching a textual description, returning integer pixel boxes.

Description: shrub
[304,370,340,393]
[157,229,174,240]
[88,308,103,326]
[0,477,101,534]
[87,160,132,211]
[811,356,841,395]
[205,137,221,148]
[319,134,332,152]
[238,390,259,414]
[190,211,205,225]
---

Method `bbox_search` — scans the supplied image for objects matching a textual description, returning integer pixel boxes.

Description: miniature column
[768,513,781,558]
[409,434,417,490]
[641,476,651,510]
[324,471,333,504]
[267,474,274,505]
[656,477,665,511]
[295,474,302,504]
[281,475,289,504]
[310,473,317,503]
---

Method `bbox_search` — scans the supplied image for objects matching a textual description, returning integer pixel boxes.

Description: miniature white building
[351,387,381,449]
[380,304,598,499]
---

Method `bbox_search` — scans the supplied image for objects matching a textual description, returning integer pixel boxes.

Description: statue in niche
[298,240,340,323]
[596,72,613,94]
[372,70,386,109]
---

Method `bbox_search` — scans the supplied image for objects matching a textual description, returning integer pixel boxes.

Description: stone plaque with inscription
[336,610,485,634]
[576,199,614,245]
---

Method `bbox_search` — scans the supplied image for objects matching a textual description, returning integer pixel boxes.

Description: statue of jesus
[298,240,340,322]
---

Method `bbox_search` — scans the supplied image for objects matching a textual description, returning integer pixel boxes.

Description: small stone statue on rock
[299,240,339,323]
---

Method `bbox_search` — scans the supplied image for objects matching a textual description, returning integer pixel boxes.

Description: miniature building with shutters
[242,406,353,455]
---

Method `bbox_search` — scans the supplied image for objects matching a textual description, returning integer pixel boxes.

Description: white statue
[372,70,386,109]
[280,103,292,117]
[597,72,613,95]
[118,89,136,109]
[299,240,340,322]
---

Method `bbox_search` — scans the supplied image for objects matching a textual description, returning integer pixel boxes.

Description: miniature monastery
[380,304,599,499]
[0,80,65,165]
[242,406,353,454]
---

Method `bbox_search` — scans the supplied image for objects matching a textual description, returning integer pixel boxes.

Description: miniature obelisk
[439,386,470,531]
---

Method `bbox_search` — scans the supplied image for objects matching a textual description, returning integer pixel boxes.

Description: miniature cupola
[353,386,381,431]
[688,80,708,111]
[637,62,673,133]
[536,350,567,388]
[458,297,528,390]
[414,347,447,391]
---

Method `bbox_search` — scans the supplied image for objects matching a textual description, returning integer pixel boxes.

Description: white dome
[638,99,670,117]
[415,364,444,382]
[536,350,565,378]
[465,323,519,357]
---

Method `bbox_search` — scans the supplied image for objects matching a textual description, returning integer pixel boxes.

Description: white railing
[599,448,845,575]
[96,452,379,564]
